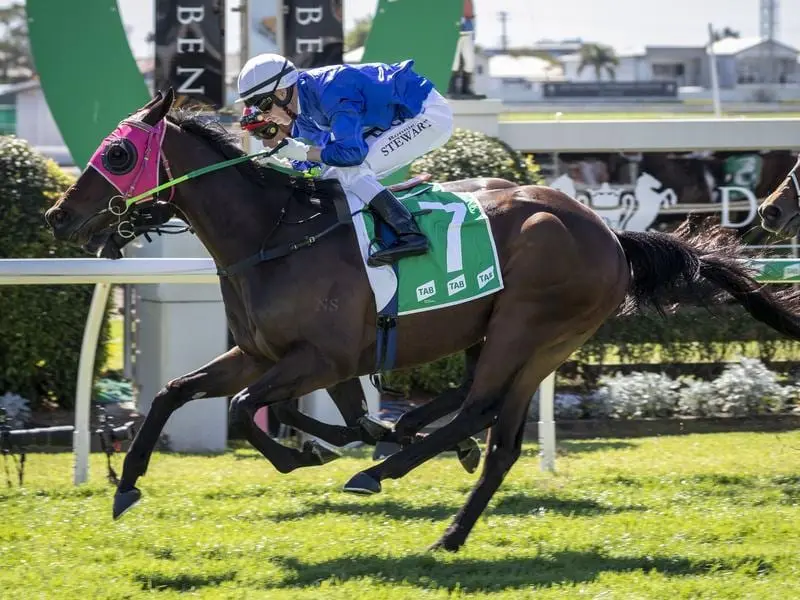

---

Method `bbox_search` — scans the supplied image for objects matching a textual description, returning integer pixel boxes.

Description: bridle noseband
[790,156,800,205]
[88,116,175,239]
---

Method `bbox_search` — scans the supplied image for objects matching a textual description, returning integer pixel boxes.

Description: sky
[6,0,800,59]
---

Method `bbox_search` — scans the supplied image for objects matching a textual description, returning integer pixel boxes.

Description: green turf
[103,315,123,373]
[2,432,800,598]
[500,111,800,121]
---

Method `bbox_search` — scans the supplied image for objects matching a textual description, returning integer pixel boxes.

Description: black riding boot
[367,189,429,267]
[447,71,460,97]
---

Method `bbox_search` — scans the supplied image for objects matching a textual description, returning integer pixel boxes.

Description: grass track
[2,432,800,598]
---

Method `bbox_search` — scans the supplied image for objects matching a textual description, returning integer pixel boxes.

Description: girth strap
[216,220,344,278]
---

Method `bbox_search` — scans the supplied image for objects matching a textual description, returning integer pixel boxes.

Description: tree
[0,2,33,83]
[577,43,619,81]
[712,27,740,42]
[345,16,372,52]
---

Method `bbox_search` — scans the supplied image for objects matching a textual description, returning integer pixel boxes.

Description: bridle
[88,116,176,240]
[790,156,800,204]
[82,109,349,279]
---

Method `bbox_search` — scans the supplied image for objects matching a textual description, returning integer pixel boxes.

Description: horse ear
[142,90,163,111]
[141,88,175,126]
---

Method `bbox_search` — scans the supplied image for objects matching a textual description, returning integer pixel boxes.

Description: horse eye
[102,139,137,175]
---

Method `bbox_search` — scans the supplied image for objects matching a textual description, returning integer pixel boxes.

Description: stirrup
[367,236,428,266]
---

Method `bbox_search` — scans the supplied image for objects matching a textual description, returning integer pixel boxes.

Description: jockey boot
[367,189,429,267]
[447,71,459,97]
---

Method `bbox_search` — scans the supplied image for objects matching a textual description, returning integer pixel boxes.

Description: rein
[108,138,290,215]
[791,156,800,203]
[107,133,347,278]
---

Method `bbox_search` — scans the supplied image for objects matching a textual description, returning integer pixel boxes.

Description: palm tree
[577,43,619,81]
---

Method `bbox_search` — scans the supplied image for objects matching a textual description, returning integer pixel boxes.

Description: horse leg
[327,377,370,426]
[429,361,539,552]
[391,342,483,443]
[387,341,484,472]
[113,346,269,519]
[227,344,349,450]
[268,375,392,450]
[234,402,345,471]
[341,334,516,495]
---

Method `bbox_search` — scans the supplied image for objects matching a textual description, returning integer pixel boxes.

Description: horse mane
[163,108,345,207]
[165,108,276,188]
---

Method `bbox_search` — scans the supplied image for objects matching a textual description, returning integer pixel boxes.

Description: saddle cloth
[346,181,504,316]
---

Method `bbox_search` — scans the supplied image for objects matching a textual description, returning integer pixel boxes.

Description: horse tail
[612,220,800,340]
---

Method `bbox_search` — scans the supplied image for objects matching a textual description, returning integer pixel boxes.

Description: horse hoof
[457,438,481,474]
[357,414,393,442]
[343,472,382,495]
[113,487,142,520]
[427,539,460,553]
[303,440,342,465]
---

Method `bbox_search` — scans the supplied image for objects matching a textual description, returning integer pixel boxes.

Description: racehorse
[758,155,800,236]
[81,164,501,474]
[44,89,800,552]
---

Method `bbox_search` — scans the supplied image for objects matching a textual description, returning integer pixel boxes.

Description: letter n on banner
[155,0,226,109]
[283,0,343,68]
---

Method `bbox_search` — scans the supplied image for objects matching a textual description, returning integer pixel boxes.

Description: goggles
[240,106,281,140]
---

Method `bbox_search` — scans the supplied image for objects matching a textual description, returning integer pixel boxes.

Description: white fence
[0,256,795,482]
[497,117,800,154]
[0,259,217,485]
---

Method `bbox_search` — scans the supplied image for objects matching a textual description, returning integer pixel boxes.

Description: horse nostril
[759,204,782,222]
[45,207,68,229]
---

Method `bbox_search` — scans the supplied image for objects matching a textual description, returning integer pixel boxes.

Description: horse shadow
[263,552,771,593]
[264,492,645,523]
[555,440,637,454]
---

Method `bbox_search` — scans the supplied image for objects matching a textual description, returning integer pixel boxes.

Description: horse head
[45,89,177,250]
[758,155,800,237]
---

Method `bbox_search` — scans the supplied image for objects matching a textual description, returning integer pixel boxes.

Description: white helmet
[236,53,298,104]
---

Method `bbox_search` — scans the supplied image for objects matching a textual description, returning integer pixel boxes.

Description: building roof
[709,36,799,56]
[488,54,563,80]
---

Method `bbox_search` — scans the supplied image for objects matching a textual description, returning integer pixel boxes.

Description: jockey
[235,53,454,266]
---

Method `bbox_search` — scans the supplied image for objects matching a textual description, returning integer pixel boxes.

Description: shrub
[0,136,112,410]
[529,392,586,420]
[382,352,464,397]
[409,127,544,186]
[0,392,32,428]
[678,357,795,417]
[592,372,681,419]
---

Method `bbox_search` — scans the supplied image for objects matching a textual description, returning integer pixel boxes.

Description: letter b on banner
[155,0,226,109]
[283,0,344,68]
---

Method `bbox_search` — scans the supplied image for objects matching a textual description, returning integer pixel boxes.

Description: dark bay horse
[79,149,506,475]
[45,89,800,552]
[758,155,800,236]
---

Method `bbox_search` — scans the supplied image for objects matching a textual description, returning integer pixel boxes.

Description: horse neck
[161,123,289,268]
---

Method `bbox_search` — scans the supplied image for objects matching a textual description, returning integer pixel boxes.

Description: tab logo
[477,266,495,289]
[416,280,436,302]
[786,263,800,279]
[447,274,467,296]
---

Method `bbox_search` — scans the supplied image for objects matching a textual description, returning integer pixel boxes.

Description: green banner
[26,0,150,167]
[361,0,462,185]
[749,259,800,283]
[363,183,504,315]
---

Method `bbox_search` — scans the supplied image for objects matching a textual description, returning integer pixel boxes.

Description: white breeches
[319,89,454,204]
[452,32,476,72]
